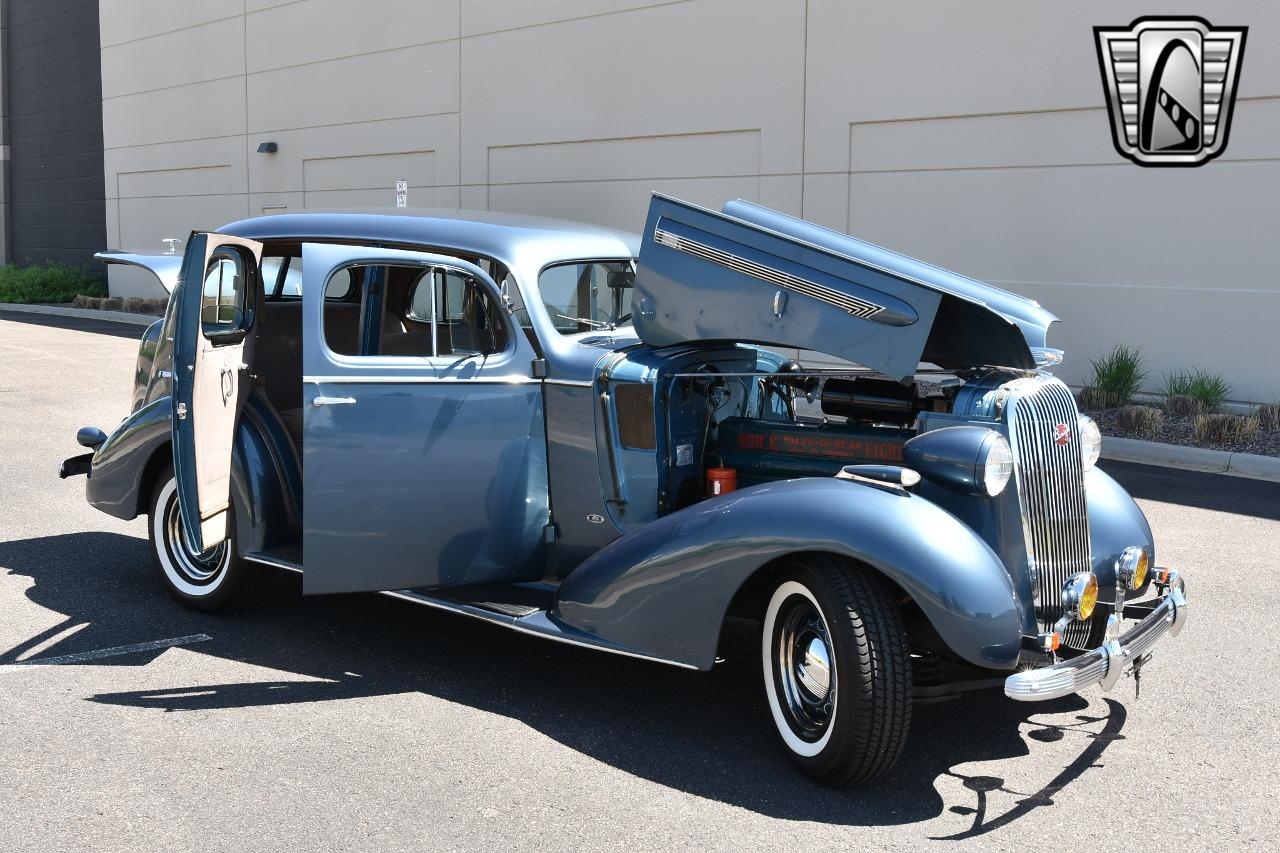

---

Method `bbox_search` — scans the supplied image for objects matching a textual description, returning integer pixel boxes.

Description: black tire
[761,554,912,785]
[147,464,267,613]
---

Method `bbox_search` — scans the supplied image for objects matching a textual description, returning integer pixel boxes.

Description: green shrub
[1193,413,1259,445]
[1258,404,1280,431]
[1161,369,1232,413]
[0,261,106,304]
[1087,345,1147,408]
[1115,405,1164,438]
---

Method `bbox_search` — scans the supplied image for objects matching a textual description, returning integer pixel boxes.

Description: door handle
[312,395,357,407]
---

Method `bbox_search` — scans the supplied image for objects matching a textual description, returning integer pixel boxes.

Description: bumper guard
[1005,572,1187,701]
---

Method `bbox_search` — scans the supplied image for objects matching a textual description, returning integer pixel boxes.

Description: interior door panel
[171,233,264,553]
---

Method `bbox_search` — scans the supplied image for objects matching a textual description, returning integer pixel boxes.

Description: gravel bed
[1084,406,1280,458]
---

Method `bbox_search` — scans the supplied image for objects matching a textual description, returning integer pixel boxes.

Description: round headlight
[1117,546,1149,591]
[982,434,1013,496]
[1078,415,1101,472]
[1061,572,1099,621]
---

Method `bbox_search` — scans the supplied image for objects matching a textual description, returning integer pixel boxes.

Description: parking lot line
[0,634,212,671]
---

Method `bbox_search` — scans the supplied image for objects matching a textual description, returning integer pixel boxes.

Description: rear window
[264,254,349,300]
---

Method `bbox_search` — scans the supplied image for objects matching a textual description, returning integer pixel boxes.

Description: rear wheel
[761,555,912,785]
[148,465,266,612]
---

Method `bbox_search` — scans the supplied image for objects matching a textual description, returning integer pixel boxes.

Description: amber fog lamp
[1061,572,1099,621]
[902,426,1013,497]
[1117,546,1149,591]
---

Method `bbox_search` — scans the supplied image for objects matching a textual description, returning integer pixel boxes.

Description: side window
[262,255,307,298]
[325,266,351,299]
[321,264,364,357]
[323,263,507,358]
[261,257,285,295]
[200,249,251,339]
[403,268,508,357]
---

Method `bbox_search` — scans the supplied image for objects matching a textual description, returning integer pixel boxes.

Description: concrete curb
[0,302,159,326]
[1102,436,1280,482]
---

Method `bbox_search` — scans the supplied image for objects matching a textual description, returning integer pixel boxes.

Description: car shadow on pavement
[3,531,1125,835]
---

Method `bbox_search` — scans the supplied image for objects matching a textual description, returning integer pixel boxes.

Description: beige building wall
[99,0,1279,403]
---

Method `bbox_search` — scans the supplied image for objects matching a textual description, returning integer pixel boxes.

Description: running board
[380,589,698,670]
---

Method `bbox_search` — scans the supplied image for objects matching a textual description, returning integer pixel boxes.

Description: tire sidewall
[148,468,243,610]
[761,563,881,780]
[762,579,838,758]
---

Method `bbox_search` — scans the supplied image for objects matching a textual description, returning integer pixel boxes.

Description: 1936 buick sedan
[63,195,1187,784]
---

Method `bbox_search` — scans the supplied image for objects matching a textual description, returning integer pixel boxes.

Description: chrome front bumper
[1005,573,1187,701]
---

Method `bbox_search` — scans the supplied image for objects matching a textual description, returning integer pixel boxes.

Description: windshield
[538,260,635,334]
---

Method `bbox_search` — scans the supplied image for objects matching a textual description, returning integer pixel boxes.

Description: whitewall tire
[148,465,265,612]
[761,555,913,785]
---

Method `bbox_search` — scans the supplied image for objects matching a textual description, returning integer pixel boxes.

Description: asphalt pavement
[1,314,1277,852]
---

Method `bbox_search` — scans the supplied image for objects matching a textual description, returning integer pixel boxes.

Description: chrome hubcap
[165,493,226,583]
[797,636,831,700]
[773,596,836,741]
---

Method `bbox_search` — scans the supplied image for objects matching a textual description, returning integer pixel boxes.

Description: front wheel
[148,466,266,612]
[761,555,913,785]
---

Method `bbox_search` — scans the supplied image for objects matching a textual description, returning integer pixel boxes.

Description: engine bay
[599,346,962,520]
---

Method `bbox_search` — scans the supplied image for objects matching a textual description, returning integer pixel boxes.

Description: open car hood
[94,250,183,294]
[633,195,1057,382]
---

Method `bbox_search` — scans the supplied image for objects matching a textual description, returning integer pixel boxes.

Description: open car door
[171,233,264,553]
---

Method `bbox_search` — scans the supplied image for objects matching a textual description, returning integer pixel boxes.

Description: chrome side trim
[1005,574,1186,701]
[380,589,698,670]
[653,226,885,319]
[303,375,538,385]
[543,378,595,388]
[243,552,304,574]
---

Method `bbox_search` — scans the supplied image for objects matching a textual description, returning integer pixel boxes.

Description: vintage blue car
[64,195,1187,784]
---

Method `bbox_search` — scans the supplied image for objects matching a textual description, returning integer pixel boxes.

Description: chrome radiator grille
[1006,379,1095,648]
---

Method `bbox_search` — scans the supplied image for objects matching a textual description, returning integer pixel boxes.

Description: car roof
[217,207,641,274]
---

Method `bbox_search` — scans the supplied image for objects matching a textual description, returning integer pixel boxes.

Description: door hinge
[176,402,187,420]
[531,358,548,379]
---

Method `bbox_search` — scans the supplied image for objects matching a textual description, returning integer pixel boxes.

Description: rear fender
[554,477,1024,671]
[86,394,299,555]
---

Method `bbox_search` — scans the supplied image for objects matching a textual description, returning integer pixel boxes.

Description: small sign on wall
[395,180,408,208]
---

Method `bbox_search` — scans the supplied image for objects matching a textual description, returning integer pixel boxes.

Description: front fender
[554,478,1024,671]
[86,397,171,519]
[1087,467,1155,603]
[85,394,299,556]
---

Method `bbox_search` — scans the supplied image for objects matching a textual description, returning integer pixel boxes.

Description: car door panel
[299,243,549,595]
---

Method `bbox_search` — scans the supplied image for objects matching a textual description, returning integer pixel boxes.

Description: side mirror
[76,427,108,450]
